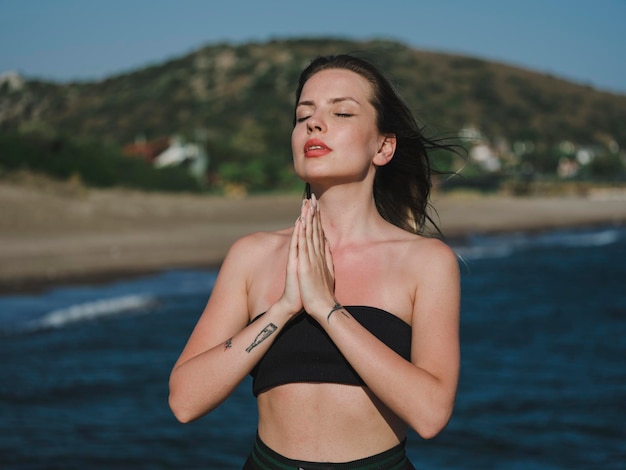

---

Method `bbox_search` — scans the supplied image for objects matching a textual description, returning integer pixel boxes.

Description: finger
[282,218,303,312]
[310,195,323,255]
[299,199,312,262]
[324,239,334,278]
[299,198,308,228]
[289,216,301,263]
[305,198,317,261]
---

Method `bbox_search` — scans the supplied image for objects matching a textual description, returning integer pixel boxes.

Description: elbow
[416,419,449,440]
[411,401,455,440]
[168,390,196,424]
[168,378,207,424]
[168,382,223,424]
[168,368,204,424]
[168,374,192,423]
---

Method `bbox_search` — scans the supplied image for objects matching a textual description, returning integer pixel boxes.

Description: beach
[2,178,626,293]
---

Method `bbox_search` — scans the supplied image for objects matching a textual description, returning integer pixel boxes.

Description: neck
[309,183,384,247]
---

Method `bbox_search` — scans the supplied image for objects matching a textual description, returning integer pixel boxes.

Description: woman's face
[292,68,387,187]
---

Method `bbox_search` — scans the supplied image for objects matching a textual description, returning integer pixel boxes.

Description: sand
[2,179,625,293]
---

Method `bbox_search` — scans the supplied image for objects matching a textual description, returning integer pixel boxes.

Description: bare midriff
[256,382,407,462]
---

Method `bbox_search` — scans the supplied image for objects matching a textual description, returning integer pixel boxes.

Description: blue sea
[1,225,625,469]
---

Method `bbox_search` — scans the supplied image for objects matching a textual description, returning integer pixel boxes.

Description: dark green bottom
[243,433,415,470]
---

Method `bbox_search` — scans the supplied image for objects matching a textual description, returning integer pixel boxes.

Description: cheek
[291,128,300,157]
[353,129,381,157]
[291,128,305,171]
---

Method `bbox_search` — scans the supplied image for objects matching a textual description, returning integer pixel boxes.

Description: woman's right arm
[168,227,300,423]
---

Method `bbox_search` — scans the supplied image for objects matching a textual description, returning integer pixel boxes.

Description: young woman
[169,55,461,469]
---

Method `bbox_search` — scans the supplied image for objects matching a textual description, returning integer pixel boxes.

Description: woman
[169,54,460,469]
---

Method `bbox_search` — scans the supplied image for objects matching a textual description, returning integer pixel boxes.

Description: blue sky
[1,0,624,94]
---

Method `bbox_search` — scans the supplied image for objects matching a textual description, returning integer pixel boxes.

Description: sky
[1,0,625,94]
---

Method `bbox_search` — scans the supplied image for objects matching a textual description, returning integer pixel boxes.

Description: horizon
[1,1,625,95]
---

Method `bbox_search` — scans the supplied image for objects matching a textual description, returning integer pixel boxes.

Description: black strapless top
[250,306,412,396]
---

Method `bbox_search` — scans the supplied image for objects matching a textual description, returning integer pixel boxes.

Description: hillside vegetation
[1,38,625,193]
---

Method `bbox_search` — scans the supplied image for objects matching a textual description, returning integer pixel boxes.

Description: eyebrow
[296,96,361,108]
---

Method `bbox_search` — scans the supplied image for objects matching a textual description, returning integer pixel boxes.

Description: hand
[297,194,336,320]
[276,211,304,317]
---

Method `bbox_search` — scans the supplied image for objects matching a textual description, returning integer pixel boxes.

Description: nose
[306,113,326,133]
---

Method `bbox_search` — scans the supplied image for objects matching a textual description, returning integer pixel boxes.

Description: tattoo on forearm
[224,338,232,351]
[245,323,278,353]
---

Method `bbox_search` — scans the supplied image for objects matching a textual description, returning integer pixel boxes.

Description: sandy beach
[2,178,626,293]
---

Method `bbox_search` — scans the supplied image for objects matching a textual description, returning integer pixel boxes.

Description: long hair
[294,54,460,237]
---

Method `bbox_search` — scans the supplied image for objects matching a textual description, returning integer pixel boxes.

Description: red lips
[304,139,331,158]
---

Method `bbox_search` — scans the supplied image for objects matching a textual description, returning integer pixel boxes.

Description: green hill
[1,37,625,192]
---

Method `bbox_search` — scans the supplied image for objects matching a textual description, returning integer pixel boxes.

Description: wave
[454,244,515,261]
[0,268,218,336]
[24,294,158,332]
[454,226,624,261]
[533,228,620,248]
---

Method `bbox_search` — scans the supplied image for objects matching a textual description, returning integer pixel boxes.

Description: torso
[243,224,429,461]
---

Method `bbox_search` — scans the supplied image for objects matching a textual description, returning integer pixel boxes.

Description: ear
[373,134,396,167]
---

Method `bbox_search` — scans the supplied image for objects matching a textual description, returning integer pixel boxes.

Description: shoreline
[4,220,622,296]
[2,182,626,295]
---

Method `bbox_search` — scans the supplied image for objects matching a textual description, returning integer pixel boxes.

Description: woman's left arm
[312,240,460,439]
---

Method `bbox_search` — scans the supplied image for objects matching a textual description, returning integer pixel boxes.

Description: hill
[1,38,625,190]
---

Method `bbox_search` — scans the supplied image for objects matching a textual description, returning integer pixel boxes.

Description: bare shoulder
[229,226,292,256]
[222,226,293,273]
[403,233,460,280]
[193,226,292,323]
[414,235,458,262]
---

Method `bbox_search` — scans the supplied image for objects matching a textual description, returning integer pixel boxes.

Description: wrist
[304,297,339,322]
[306,299,346,324]
[271,299,302,320]
[326,302,344,322]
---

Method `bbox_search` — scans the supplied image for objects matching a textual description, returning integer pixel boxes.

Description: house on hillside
[470,142,501,172]
[459,125,503,172]
[123,135,208,182]
[122,136,170,162]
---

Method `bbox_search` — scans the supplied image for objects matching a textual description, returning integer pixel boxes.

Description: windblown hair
[294,54,460,237]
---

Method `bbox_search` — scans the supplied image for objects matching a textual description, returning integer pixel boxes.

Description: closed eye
[335,113,353,118]
[296,116,310,123]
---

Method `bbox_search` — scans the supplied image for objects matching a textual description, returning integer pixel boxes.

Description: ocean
[1,225,625,469]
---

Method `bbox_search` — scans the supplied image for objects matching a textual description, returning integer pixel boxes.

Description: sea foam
[26,294,157,331]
